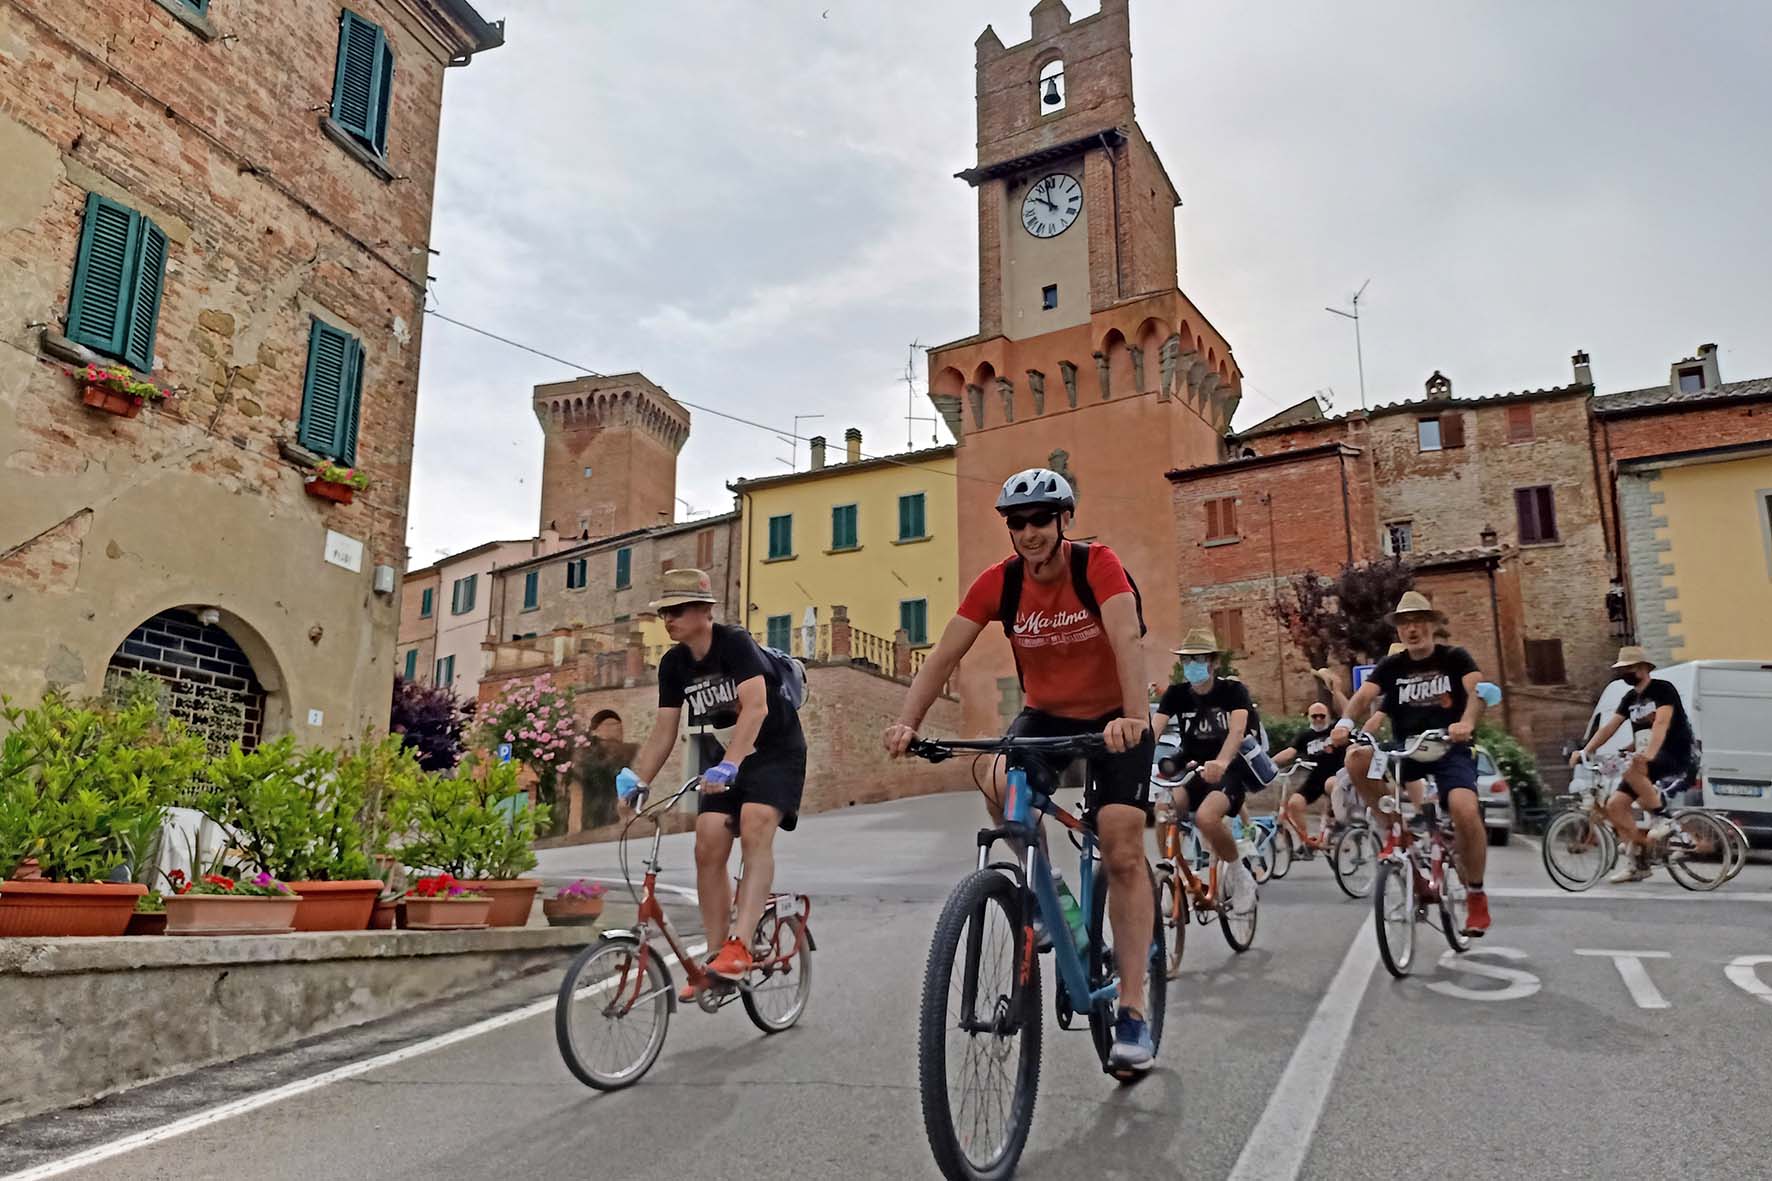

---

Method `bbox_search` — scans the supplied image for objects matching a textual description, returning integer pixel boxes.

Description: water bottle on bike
[1053,872,1089,953]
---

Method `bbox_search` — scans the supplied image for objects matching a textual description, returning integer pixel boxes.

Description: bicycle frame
[1154,780,1224,914]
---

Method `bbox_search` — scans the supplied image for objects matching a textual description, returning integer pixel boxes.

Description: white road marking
[0,940,708,1181]
[1425,946,1541,1001]
[1489,887,1772,903]
[1225,925,1378,1181]
[1725,955,1772,1005]
[1574,949,1672,1009]
[576,875,701,904]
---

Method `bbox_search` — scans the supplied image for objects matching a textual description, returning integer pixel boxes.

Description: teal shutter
[766,615,791,650]
[420,588,433,617]
[403,649,416,679]
[67,193,140,358]
[615,547,631,588]
[897,493,925,539]
[832,505,857,549]
[900,600,928,645]
[768,515,792,559]
[372,36,395,155]
[464,575,476,612]
[523,571,538,609]
[331,11,388,150]
[121,221,167,370]
[298,320,362,461]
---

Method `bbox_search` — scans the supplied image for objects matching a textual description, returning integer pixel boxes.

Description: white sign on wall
[324,530,364,573]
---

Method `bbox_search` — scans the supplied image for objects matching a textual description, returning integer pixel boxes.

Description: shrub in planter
[388,758,551,927]
[164,871,301,936]
[0,693,204,936]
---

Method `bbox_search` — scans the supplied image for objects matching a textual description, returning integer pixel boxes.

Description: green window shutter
[615,547,631,588]
[372,36,395,155]
[420,588,432,617]
[899,494,926,540]
[298,320,361,461]
[121,220,168,370]
[67,193,140,358]
[766,615,791,650]
[901,599,928,645]
[331,11,388,149]
[403,648,416,679]
[768,514,792,559]
[831,505,857,549]
[464,574,477,612]
[523,571,538,609]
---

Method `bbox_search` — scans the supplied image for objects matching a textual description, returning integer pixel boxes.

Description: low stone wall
[0,924,603,1126]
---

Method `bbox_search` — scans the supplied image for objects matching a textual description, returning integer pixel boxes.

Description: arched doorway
[105,609,270,754]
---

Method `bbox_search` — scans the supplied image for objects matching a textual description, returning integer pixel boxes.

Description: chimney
[1698,342,1721,389]
[845,428,862,464]
[809,435,827,470]
[1571,350,1593,388]
[1424,370,1452,401]
[1480,524,1498,548]
[1670,345,1719,394]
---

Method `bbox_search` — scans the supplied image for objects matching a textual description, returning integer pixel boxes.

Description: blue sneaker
[1108,1007,1154,1071]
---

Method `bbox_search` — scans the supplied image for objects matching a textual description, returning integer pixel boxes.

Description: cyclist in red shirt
[885,468,1157,1071]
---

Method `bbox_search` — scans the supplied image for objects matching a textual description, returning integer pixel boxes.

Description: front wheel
[919,869,1041,1181]
[555,938,673,1091]
[1437,858,1471,954]
[1160,872,1186,980]
[1331,824,1379,899]
[1270,824,1295,880]
[742,902,813,1033]
[1374,858,1417,978]
[1217,861,1258,953]
[1541,811,1611,892]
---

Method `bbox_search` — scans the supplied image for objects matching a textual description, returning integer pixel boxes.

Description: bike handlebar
[904,733,1109,763]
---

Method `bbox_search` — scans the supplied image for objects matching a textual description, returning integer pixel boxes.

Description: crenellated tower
[533,373,690,541]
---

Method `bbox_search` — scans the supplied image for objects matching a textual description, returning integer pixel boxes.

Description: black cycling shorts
[1294,776,1329,806]
[699,744,806,832]
[1006,708,1154,819]
[1181,756,1257,816]
[1616,751,1691,803]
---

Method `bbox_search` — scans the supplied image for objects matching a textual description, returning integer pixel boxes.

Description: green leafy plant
[135,890,166,914]
[1475,721,1543,810]
[179,871,295,897]
[69,363,173,403]
[387,758,549,880]
[335,732,426,897]
[311,460,369,490]
[0,693,205,882]
[196,738,372,882]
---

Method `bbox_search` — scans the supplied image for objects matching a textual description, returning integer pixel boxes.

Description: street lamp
[1325,279,1371,412]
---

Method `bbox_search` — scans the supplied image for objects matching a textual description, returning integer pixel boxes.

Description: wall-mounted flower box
[69,365,173,419]
[305,461,369,506]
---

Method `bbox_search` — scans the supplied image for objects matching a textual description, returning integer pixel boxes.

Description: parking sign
[496,742,512,763]
[1352,663,1376,691]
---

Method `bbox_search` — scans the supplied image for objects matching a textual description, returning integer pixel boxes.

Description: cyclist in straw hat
[1332,590,1493,935]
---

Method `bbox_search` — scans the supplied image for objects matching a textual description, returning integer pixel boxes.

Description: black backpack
[997,541,1147,685]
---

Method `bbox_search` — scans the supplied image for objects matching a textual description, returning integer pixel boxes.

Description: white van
[1571,660,1772,840]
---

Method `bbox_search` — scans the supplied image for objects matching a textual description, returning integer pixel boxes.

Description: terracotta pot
[370,898,398,930]
[285,879,382,931]
[304,477,354,505]
[126,910,168,936]
[542,895,605,927]
[81,385,142,418]
[402,896,491,930]
[474,878,541,927]
[0,880,146,937]
[164,892,300,936]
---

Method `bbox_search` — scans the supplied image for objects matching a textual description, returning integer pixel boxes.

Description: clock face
[1020,173,1082,238]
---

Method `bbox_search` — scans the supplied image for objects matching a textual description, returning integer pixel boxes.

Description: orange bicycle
[554,777,814,1090]
[1154,769,1257,978]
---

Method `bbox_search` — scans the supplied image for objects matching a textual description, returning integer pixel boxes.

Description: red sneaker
[1463,890,1490,937]
[706,936,754,981]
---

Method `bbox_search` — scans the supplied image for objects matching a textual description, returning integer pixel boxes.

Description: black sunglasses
[1004,509,1059,532]
[658,604,693,620]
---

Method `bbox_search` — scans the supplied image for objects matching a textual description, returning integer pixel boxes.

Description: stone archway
[104,608,278,754]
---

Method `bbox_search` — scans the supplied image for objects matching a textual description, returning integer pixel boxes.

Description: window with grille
[105,609,266,757]
[1525,638,1567,685]
[1384,521,1413,555]
[1210,607,1245,655]
[766,615,792,651]
[1506,404,1535,442]
[1204,496,1239,542]
[1515,485,1559,543]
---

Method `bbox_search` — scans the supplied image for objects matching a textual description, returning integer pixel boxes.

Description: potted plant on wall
[0,694,204,937]
[195,738,383,932]
[401,873,491,930]
[163,869,301,936]
[542,879,606,927]
[304,460,369,505]
[68,363,174,419]
[387,758,550,928]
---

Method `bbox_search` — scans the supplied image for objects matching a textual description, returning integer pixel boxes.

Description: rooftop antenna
[1314,386,1335,412]
[904,340,937,447]
[1324,279,1370,411]
[786,414,824,470]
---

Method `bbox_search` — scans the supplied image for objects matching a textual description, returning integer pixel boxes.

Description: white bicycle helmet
[995,467,1075,514]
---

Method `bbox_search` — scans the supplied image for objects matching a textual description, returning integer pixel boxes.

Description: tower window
[1041,285,1058,311]
[582,466,592,478]
[1038,60,1065,114]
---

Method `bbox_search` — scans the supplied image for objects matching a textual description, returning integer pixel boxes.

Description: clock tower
[927,0,1245,730]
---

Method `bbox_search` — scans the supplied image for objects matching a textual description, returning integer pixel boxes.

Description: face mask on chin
[1183,659,1211,686]
[1309,718,1331,732]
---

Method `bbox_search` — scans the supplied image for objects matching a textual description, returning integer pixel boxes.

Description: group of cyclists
[612,463,1701,1078]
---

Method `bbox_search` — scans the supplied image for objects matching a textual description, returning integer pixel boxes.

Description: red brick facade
[533,374,689,541]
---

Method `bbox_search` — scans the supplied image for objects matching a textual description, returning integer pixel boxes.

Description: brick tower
[533,373,690,540]
[927,0,1245,731]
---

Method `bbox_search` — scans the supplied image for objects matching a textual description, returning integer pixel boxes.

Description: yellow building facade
[732,440,957,660]
[1620,444,1772,663]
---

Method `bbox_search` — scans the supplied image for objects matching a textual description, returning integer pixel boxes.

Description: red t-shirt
[957,542,1135,720]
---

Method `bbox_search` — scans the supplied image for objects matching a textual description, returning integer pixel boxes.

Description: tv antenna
[777,413,824,470]
[904,340,937,447]
[1324,278,1370,411]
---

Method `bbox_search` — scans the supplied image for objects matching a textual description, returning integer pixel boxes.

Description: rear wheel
[1437,858,1471,954]
[1373,858,1416,978]
[918,869,1041,1181]
[1217,860,1258,953]
[1541,810,1611,893]
[1663,812,1730,892]
[1331,824,1379,899]
[555,938,672,1091]
[742,902,813,1033]
[1270,824,1295,880]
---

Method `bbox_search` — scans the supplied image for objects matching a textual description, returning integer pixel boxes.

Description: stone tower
[926,0,1245,731]
[533,373,690,540]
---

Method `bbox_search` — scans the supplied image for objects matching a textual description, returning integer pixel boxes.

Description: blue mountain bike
[908,734,1166,1181]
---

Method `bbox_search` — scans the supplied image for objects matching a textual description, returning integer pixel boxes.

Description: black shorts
[1006,708,1154,819]
[699,744,807,832]
[1295,777,1329,806]
[1400,746,1478,801]
[1616,752,1691,803]
[1181,756,1257,816]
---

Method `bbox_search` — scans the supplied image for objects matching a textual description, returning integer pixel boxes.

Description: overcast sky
[408,0,1772,566]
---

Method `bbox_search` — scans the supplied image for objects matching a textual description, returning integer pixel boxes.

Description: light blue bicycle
[908,733,1166,1181]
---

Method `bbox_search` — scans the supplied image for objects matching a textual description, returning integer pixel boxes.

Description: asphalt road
[6,792,1770,1181]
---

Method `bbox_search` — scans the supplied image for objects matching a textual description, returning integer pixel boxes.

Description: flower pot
[81,384,142,418]
[0,880,146,937]
[369,898,399,929]
[286,879,382,931]
[126,910,168,936]
[304,477,354,505]
[164,892,301,936]
[542,895,605,927]
[474,878,542,927]
[402,896,491,930]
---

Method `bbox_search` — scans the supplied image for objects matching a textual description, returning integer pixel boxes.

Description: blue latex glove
[616,767,645,804]
[702,760,739,787]
[1476,681,1503,707]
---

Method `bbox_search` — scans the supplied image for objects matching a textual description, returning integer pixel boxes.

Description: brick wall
[974,0,1134,172]
[534,375,689,540]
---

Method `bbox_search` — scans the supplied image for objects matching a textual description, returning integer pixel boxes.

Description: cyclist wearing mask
[1273,704,1347,846]
[884,468,1157,1072]
[1151,628,1261,916]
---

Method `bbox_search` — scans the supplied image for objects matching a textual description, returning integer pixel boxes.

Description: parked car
[1474,746,1513,845]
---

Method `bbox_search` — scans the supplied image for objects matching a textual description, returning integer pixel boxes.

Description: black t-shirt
[1280,730,1348,792]
[658,623,805,767]
[1370,644,1478,741]
[1158,677,1258,766]
[1616,680,1694,768]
